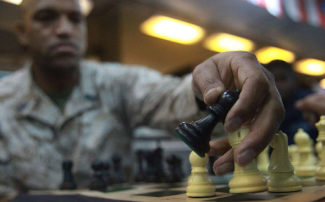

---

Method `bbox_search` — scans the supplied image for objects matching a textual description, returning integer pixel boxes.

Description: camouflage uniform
[0,61,208,193]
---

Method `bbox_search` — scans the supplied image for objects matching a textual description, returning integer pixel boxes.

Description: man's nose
[55,16,73,38]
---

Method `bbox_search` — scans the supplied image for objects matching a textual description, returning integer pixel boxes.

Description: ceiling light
[294,59,325,76]
[0,0,22,5]
[140,15,205,45]
[255,47,296,64]
[203,33,254,52]
[80,0,93,16]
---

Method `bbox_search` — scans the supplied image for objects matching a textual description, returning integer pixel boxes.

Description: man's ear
[15,21,28,48]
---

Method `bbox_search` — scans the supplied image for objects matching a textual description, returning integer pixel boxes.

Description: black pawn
[176,90,240,157]
[89,161,107,191]
[60,161,77,190]
[112,154,125,183]
[102,162,113,186]
[166,155,182,183]
[135,150,146,182]
[154,147,165,183]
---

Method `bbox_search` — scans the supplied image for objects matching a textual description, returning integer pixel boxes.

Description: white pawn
[186,151,215,197]
[294,128,316,177]
[268,131,302,192]
[316,116,325,180]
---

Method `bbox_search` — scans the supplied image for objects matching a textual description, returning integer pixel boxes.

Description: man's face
[20,0,87,69]
[269,68,296,103]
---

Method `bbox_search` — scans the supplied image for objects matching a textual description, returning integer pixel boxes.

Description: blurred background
[0,0,324,89]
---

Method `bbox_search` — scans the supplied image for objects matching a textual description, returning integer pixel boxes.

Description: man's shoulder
[82,60,160,82]
[0,68,28,103]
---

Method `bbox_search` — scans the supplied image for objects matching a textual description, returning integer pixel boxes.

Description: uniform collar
[15,61,99,127]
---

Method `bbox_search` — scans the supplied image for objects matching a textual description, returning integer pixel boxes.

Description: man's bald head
[17,0,87,71]
[20,0,82,20]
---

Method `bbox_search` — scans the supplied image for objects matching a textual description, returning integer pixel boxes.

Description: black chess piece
[134,150,146,182]
[59,161,77,190]
[176,90,240,157]
[112,154,125,184]
[89,161,107,191]
[175,156,184,179]
[102,162,113,186]
[166,155,182,183]
[154,147,165,183]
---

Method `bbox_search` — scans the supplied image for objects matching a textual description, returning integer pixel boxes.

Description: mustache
[49,42,78,51]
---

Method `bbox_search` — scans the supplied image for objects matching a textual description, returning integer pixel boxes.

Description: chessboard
[8,174,325,202]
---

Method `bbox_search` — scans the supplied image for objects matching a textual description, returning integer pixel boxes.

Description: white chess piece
[316,116,325,180]
[257,146,270,173]
[290,145,299,168]
[228,127,267,193]
[186,151,215,197]
[267,131,302,192]
[294,128,316,177]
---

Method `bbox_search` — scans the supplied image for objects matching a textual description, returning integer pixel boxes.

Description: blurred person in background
[264,60,318,144]
[0,0,284,194]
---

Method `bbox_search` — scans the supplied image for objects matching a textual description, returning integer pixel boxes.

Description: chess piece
[294,128,316,177]
[154,147,166,183]
[309,140,318,165]
[135,150,146,182]
[290,145,299,168]
[267,131,302,192]
[316,116,325,180]
[166,155,183,183]
[257,146,270,173]
[176,90,240,157]
[228,127,267,193]
[112,154,126,183]
[316,141,323,160]
[59,161,77,190]
[186,151,215,197]
[102,162,113,186]
[89,161,107,191]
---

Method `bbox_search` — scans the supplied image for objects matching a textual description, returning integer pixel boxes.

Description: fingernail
[204,87,224,104]
[237,149,257,166]
[215,162,233,176]
[225,117,243,132]
[205,87,223,96]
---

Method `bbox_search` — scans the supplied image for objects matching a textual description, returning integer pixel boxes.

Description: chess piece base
[316,166,325,180]
[186,184,215,197]
[268,172,302,192]
[229,173,267,193]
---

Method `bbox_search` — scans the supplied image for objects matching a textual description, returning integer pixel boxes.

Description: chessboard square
[215,186,230,193]
[205,193,289,201]
[134,190,186,197]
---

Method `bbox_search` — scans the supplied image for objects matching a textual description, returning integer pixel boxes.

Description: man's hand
[192,51,285,175]
[295,93,325,124]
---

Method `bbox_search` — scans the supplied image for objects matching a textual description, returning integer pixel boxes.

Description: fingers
[192,59,226,105]
[213,149,234,176]
[208,137,231,156]
[218,53,270,133]
[295,93,325,116]
[235,68,285,166]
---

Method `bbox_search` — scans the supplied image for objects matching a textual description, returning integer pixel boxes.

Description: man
[0,0,283,193]
[264,60,318,144]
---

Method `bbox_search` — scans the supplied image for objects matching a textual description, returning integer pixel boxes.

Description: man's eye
[34,12,57,22]
[69,14,83,24]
